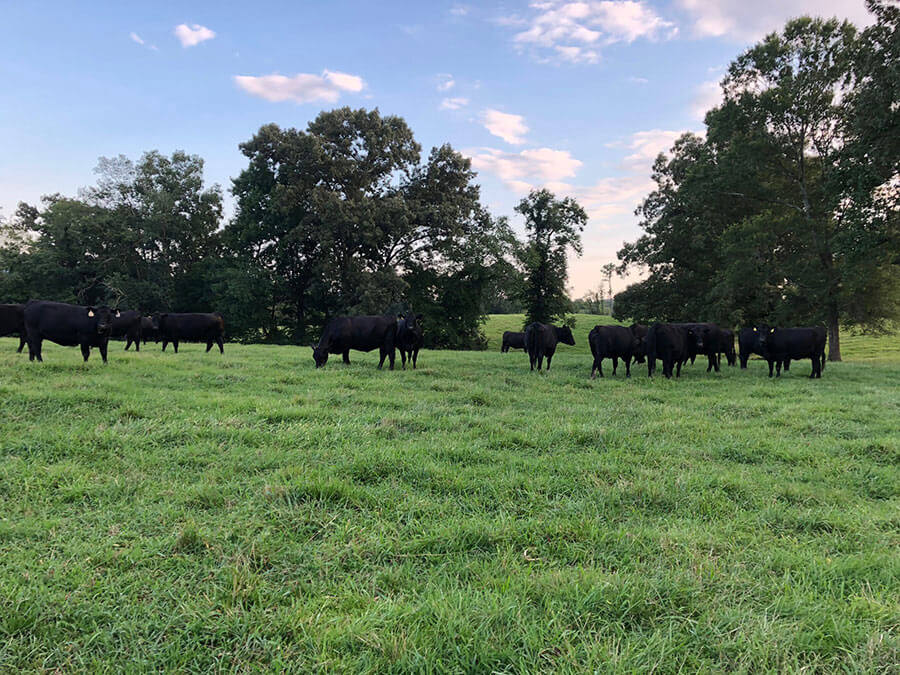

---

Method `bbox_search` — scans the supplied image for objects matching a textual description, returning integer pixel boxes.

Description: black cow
[0,303,26,353]
[501,331,527,353]
[312,315,398,369]
[676,323,727,372]
[589,324,647,378]
[140,316,157,345]
[524,322,575,371]
[397,312,424,370]
[110,310,143,351]
[720,329,736,367]
[23,300,119,363]
[739,325,790,372]
[759,326,827,378]
[151,312,225,354]
[646,323,702,378]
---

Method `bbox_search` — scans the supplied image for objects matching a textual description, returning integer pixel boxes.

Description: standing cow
[140,316,157,345]
[312,315,398,369]
[0,303,27,353]
[110,310,144,351]
[675,323,727,372]
[397,312,424,370]
[739,325,790,372]
[501,331,527,353]
[23,300,119,363]
[589,324,646,378]
[646,323,702,378]
[524,322,575,371]
[151,312,225,354]
[759,326,826,378]
[720,329,736,367]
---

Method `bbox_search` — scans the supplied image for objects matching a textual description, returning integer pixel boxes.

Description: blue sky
[0,0,873,294]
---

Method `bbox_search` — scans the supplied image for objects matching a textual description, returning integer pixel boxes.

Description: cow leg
[740,354,748,369]
[784,359,791,371]
[343,350,350,364]
[776,361,782,377]
[412,348,418,369]
[612,356,618,375]
[217,336,224,354]
[810,355,819,379]
[530,354,535,371]
[546,353,553,370]
[767,360,774,377]
[17,335,25,353]
[625,356,631,377]
[676,360,682,378]
[400,349,407,370]
[81,343,91,362]
[162,339,168,352]
[377,350,385,369]
[592,358,602,379]
[206,340,213,352]
[125,337,132,351]
[135,337,140,352]
[99,341,108,364]
[173,341,179,354]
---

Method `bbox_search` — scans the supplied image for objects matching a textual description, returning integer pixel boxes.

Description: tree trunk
[827,304,841,362]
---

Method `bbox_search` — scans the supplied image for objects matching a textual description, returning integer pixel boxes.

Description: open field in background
[1,317,898,671]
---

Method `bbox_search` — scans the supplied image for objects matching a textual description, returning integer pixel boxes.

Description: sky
[0,0,875,296]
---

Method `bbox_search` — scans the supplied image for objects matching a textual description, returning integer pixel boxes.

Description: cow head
[557,325,576,346]
[630,324,647,362]
[398,312,422,335]
[687,327,704,352]
[87,306,118,335]
[311,343,329,368]
[758,326,777,351]
[150,312,167,332]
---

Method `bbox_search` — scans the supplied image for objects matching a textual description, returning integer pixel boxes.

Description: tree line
[0,108,585,348]
[613,1,899,361]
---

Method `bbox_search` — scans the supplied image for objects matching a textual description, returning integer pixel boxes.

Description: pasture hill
[1,314,898,671]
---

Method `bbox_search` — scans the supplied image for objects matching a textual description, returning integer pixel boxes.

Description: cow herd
[505,321,827,379]
[0,301,225,362]
[1,301,827,378]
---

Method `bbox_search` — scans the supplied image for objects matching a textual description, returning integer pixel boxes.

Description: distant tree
[600,263,616,313]
[515,189,586,326]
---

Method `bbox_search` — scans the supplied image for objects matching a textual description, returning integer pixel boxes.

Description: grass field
[1,314,898,671]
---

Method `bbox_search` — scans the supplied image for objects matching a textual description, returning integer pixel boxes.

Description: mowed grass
[0,315,898,672]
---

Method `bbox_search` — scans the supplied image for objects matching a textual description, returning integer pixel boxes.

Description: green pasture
[0,315,897,671]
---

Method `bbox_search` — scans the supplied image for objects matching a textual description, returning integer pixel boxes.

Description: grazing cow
[110,310,143,351]
[759,326,826,378]
[675,323,727,372]
[151,312,225,354]
[589,324,647,378]
[524,322,575,371]
[738,325,790,372]
[646,323,702,378]
[0,303,26,353]
[397,312,424,369]
[312,315,398,369]
[501,331,527,353]
[23,300,119,363]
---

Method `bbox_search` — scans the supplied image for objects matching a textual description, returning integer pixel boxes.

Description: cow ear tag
[116,311,121,317]
[88,310,94,317]
[753,327,757,332]
[770,328,774,333]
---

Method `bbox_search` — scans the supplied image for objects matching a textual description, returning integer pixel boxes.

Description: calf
[501,331,527,353]
[0,303,26,353]
[524,322,575,371]
[589,324,646,378]
[23,300,119,363]
[646,323,702,378]
[110,310,143,351]
[397,312,424,369]
[759,326,826,378]
[312,315,398,369]
[151,312,225,354]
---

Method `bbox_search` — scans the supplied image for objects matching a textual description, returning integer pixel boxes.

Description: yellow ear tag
[753,327,757,332]
[88,310,94,317]
[770,328,774,333]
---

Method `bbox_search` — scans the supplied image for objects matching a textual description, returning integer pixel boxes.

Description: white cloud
[174,23,215,48]
[628,75,649,84]
[437,74,455,91]
[234,70,365,104]
[450,4,470,16]
[440,97,469,110]
[130,32,145,45]
[482,109,529,145]
[677,0,873,42]
[691,79,723,120]
[621,129,685,167]
[511,1,677,63]
[467,146,583,192]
